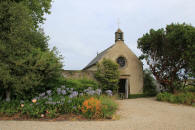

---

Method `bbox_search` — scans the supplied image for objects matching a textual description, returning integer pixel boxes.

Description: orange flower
[81,97,102,118]
[32,99,37,103]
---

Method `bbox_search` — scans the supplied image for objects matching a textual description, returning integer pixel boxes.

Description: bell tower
[115,28,124,42]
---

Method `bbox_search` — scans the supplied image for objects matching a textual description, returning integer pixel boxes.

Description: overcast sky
[43,0,195,70]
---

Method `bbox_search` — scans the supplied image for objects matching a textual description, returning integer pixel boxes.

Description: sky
[43,0,195,70]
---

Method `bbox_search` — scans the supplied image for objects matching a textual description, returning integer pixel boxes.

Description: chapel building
[63,28,143,98]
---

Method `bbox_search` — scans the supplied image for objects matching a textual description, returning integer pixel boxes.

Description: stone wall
[63,70,96,81]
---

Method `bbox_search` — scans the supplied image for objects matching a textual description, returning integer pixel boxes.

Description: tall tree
[11,0,52,27]
[0,1,63,101]
[138,23,195,93]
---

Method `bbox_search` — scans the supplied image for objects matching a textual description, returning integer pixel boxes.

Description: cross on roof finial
[117,18,120,28]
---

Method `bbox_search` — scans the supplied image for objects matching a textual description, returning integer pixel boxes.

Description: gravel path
[0,98,195,130]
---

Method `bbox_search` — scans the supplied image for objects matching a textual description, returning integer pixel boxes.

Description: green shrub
[128,93,156,99]
[143,69,157,95]
[95,59,120,93]
[175,93,186,104]
[64,78,99,93]
[184,85,195,92]
[183,92,194,105]
[168,95,177,103]
[156,92,171,101]
[157,92,195,105]
[0,100,20,116]
[21,101,47,118]
[99,96,118,119]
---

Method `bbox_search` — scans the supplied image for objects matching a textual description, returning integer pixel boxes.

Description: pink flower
[41,114,44,118]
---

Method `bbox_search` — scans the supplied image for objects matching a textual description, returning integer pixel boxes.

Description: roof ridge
[83,44,114,70]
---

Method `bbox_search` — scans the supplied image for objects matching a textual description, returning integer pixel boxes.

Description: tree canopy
[0,0,63,101]
[138,23,195,93]
[11,0,52,27]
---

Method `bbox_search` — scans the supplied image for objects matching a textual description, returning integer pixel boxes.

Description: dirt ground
[0,98,195,130]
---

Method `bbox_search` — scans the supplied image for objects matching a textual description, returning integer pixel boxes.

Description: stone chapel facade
[63,29,143,98]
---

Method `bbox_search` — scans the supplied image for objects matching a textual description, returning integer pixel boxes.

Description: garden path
[0,98,195,130]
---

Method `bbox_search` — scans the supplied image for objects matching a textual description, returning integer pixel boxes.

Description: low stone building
[63,28,143,98]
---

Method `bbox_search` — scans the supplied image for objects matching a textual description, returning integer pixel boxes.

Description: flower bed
[0,86,117,120]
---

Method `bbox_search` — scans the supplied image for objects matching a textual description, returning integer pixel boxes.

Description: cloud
[43,0,195,70]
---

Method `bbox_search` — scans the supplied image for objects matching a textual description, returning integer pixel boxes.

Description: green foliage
[128,93,156,99]
[81,96,117,119]
[10,0,52,27]
[99,96,118,118]
[0,100,20,116]
[156,92,195,105]
[185,85,195,92]
[95,59,120,93]
[156,92,172,101]
[64,78,99,93]
[138,23,195,93]
[143,69,157,95]
[0,1,63,100]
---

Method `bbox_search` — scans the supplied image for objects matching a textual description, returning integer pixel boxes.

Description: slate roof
[83,45,114,70]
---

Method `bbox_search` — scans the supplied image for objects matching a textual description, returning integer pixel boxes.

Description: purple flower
[43,96,48,99]
[46,90,52,95]
[105,90,113,96]
[39,92,45,97]
[69,94,73,98]
[61,90,66,95]
[69,91,78,98]
[57,88,61,94]
[72,91,78,96]
[95,89,102,95]
[86,90,95,95]
[84,89,88,93]
[79,93,84,96]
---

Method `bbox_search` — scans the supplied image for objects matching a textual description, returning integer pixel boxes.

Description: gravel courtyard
[0,98,195,130]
